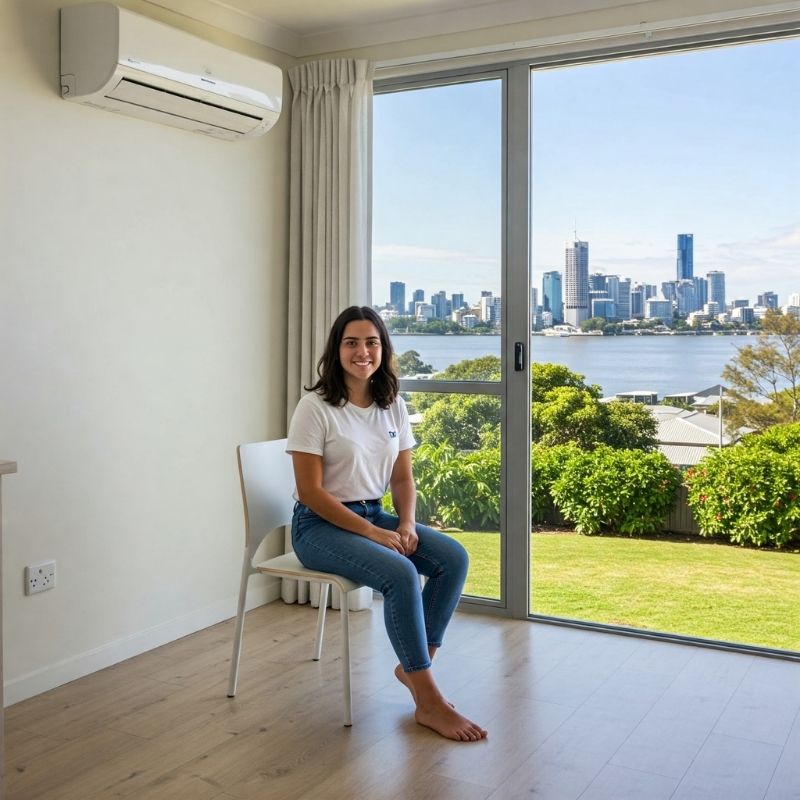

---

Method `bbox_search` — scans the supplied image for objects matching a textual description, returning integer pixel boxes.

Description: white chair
[227,438,362,726]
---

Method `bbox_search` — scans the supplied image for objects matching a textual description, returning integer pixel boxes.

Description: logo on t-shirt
[388,430,397,438]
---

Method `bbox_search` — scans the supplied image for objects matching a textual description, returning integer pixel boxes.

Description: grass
[447,529,800,653]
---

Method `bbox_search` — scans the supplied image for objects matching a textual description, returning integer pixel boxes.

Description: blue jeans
[291,500,469,672]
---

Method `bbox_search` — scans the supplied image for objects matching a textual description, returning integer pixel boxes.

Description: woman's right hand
[366,524,404,553]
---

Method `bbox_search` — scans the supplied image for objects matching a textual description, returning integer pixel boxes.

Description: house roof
[659,444,715,467]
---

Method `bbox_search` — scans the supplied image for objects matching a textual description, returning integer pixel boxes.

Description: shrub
[384,442,501,530]
[551,446,680,535]
[531,442,581,522]
[685,443,800,548]
[738,421,800,455]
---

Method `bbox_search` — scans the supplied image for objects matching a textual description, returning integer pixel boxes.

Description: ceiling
[145,0,800,59]
[145,0,650,57]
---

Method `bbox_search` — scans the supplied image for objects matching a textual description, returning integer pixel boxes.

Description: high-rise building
[431,290,449,319]
[676,280,698,315]
[542,271,563,323]
[707,271,726,310]
[693,276,708,308]
[732,307,755,325]
[646,298,673,324]
[677,233,694,280]
[592,298,616,320]
[451,293,465,310]
[415,302,434,321]
[630,286,644,318]
[408,289,425,315]
[757,291,778,309]
[390,281,405,314]
[589,272,606,292]
[617,278,631,320]
[564,240,589,327]
[605,275,620,304]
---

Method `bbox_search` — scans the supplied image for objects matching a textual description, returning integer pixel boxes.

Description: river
[390,333,752,397]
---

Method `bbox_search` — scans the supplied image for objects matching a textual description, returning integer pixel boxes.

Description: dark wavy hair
[307,306,399,409]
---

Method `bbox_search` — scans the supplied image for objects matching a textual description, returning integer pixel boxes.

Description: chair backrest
[237,439,297,559]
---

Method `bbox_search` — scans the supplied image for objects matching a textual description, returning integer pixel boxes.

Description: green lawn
[448,530,800,652]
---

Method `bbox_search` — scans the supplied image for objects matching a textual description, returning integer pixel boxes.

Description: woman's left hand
[397,521,419,556]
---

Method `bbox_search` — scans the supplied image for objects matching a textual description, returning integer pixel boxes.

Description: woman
[287,306,487,742]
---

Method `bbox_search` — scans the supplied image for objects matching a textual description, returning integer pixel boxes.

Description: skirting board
[4,579,282,707]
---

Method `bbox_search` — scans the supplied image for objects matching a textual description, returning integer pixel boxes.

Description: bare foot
[394,665,454,708]
[414,700,488,742]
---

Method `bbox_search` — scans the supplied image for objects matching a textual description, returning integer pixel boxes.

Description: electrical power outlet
[25,561,56,595]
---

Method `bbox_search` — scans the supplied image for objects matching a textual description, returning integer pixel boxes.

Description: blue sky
[372,36,800,308]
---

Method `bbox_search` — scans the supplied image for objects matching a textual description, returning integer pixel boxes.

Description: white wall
[1,0,291,704]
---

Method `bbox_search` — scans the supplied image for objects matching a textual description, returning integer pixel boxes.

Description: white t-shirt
[286,391,416,502]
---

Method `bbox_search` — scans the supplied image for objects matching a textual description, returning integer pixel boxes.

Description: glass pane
[373,80,502,379]
[388,389,502,601]
[529,38,800,653]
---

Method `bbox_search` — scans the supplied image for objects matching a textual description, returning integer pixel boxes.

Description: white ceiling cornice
[144,0,301,54]
[142,0,800,59]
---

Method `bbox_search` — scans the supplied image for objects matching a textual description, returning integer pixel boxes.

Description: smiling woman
[286,306,488,741]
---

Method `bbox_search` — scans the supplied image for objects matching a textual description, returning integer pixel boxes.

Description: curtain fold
[283,58,375,610]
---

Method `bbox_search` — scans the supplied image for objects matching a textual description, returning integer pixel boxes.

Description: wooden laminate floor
[6,599,800,800]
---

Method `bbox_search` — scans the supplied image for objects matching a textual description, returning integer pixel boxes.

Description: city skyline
[379,233,795,315]
[373,37,800,305]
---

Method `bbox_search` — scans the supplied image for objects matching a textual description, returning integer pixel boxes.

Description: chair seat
[254,551,361,594]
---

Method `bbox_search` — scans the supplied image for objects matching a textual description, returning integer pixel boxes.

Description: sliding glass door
[372,70,532,609]
[528,37,800,653]
[374,34,800,655]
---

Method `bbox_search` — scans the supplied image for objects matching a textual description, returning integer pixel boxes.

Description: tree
[532,387,606,448]
[603,401,658,450]
[722,310,800,431]
[531,383,656,450]
[415,394,501,451]
[414,355,501,414]
[580,316,606,332]
[394,349,433,377]
[532,363,600,402]
[437,355,502,382]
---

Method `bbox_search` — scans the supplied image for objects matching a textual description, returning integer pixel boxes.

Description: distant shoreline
[391,330,757,337]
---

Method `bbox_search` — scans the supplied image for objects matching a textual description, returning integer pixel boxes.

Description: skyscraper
[564,240,589,327]
[757,291,778,309]
[617,278,631,320]
[542,271,563,323]
[431,290,449,319]
[630,286,644,318]
[408,288,424,315]
[707,270,726,311]
[676,279,698,315]
[693,276,708,308]
[677,233,694,281]
[390,281,405,314]
[589,272,607,292]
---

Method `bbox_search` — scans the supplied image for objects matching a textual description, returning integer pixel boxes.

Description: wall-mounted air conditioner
[60,2,282,141]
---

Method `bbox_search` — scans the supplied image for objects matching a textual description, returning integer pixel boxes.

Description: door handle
[514,341,526,371]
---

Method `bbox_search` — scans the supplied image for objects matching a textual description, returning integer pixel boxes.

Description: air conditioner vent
[107,78,261,134]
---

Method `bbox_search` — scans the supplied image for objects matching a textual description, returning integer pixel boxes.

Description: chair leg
[313,583,330,661]
[341,589,352,727]
[227,550,251,698]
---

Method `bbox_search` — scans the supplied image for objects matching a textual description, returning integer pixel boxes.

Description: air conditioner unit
[60,2,282,141]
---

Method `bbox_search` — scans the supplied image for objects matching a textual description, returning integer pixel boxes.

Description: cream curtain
[283,58,375,610]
